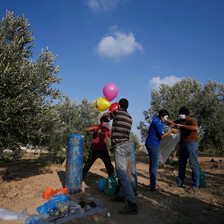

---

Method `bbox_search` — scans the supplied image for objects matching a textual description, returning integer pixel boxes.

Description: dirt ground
[0,152,224,224]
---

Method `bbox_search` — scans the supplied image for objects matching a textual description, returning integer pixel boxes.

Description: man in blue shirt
[145,109,178,191]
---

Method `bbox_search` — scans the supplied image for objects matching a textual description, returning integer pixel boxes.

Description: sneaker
[186,187,198,194]
[150,185,161,192]
[110,195,126,202]
[117,203,138,215]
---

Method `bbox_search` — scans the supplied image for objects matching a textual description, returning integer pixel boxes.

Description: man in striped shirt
[103,98,138,215]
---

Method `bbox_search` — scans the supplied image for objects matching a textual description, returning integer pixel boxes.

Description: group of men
[82,98,200,215]
[145,106,200,193]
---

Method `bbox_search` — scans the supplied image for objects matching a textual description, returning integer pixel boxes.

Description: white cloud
[97,28,143,59]
[149,75,183,90]
[85,0,119,12]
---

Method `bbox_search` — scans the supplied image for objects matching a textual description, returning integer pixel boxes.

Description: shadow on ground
[0,155,65,182]
[58,152,224,224]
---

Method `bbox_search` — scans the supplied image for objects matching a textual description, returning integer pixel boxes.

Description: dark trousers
[83,150,114,178]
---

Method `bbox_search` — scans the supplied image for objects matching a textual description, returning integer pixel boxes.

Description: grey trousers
[114,142,136,204]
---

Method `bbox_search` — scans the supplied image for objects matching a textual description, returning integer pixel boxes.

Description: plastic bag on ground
[37,194,70,215]
[25,214,48,224]
[0,207,29,222]
[43,187,68,199]
[48,197,105,224]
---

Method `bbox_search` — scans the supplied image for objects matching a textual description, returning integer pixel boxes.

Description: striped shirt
[109,109,132,147]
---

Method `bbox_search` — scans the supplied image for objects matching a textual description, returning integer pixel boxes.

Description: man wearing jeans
[173,106,200,193]
[145,109,178,191]
[103,98,137,215]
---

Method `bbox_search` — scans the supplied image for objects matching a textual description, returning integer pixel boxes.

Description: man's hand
[175,123,198,131]
[161,128,178,139]
[176,124,183,128]
[171,128,178,133]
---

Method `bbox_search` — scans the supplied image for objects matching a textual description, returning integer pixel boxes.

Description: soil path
[0,152,224,224]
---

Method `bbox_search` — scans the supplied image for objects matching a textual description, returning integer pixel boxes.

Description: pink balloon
[103,83,118,101]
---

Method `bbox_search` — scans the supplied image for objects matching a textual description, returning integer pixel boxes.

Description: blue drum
[65,134,84,194]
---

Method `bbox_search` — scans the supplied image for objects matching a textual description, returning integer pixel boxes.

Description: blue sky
[1,0,224,142]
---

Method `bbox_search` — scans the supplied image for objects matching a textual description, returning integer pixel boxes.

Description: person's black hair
[179,106,190,115]
[119,98,129,110]
[100,116,109,122]
[158,109,169,117]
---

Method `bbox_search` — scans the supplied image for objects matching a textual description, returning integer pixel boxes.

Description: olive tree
[0,11,63,159]
[53,96,101,156]
[138,78,224,155]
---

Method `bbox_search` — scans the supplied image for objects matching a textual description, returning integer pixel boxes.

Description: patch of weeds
[38,187,46,194]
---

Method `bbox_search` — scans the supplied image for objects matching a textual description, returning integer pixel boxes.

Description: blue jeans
[114,142,136,204]
[145,142,160,188]
[176,142,200,188]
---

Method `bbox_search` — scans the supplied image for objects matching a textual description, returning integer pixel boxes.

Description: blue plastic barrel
[65,134,84,194]
[127,141,138,194]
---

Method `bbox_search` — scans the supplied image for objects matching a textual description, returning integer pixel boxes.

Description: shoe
[187,187,198,194]
[150,185,161,192]
[117,203,138,215]
[110,195,126,202]
[178,185,184,188]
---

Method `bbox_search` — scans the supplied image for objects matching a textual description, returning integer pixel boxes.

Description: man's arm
[84,126,100,132]
[160,128,178,139]
[155,121,178,139]
[103,112,110,117]
[176,123,198,131]
[166,119,176,127]
[176,117,198,131]
[103,110,117,120]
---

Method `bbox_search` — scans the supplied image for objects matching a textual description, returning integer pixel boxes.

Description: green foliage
[196,81,224,154]
[0,11,141,161]
[53,96,101,156]
[138,78,224,155]
[130,132,140,150]
[0,11,63,159]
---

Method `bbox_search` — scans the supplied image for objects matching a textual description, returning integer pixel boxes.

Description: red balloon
[109,102,119,112]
